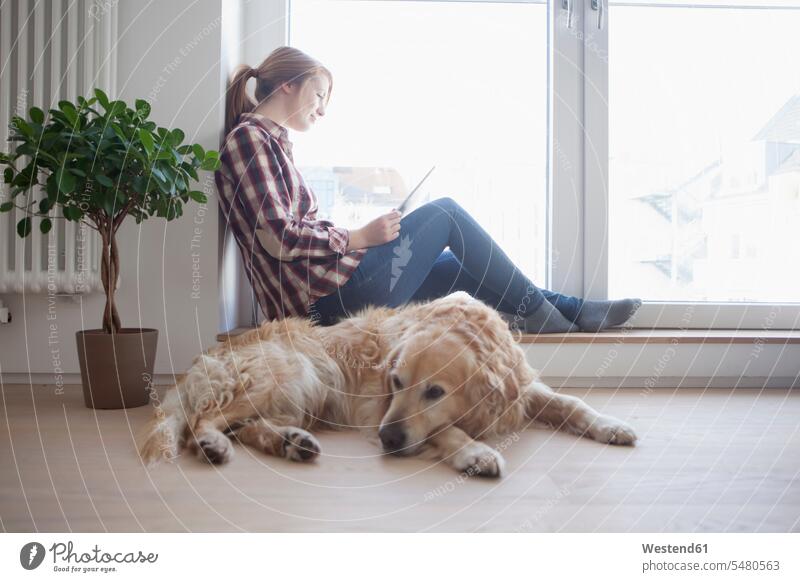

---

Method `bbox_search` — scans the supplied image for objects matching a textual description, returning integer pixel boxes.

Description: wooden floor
[1,384,798,532]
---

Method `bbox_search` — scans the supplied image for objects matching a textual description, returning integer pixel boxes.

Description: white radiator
[0,0,117,294]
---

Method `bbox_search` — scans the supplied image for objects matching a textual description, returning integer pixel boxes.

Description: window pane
[609,4,800,302]
[290,0,547,285]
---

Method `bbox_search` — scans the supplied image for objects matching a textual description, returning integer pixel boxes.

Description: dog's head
[378,299,532,456]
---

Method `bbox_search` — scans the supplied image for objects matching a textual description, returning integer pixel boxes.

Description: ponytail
[224,64,257,135]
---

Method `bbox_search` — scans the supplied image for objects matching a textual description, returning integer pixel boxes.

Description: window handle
[591,0,606,30]
[561,0,574,30]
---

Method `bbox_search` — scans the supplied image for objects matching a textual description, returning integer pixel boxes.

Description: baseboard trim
[2,373,796,390]
[0,373,182,387]
[540,375,799,389]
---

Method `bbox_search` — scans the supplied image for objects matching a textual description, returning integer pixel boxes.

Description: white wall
[1,0,224,380]
[217,0,291,331]
[241,0,289,72]
[219,0,262,335]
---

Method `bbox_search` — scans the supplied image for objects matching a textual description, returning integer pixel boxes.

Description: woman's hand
[347,209,402,251]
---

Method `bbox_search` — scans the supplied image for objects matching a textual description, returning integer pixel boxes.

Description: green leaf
[139,128,154,156]
[13,161,38,189]
[11,116,33,138]
[154,174,171,195]
[63,206,83,221]
[110,122,128,142]
[17,217,32,237]
[107,100,126,117]
[132,175,150,193]
[3,167,13,184]
[168,200,179,219]
[158,200,168,216]
[175,173,187,191]
[46,174,60,201]
[135,99,151,118]
[114,189,129,207]
[169,128,185,146]
[58,100,78,126]
[15,142,38,159]
[162,165,176,182]
[46,109,69,128]
[150,166,166,182]
[39,217,52,234]
[38,198,52,214]
[0,202,13,212]
[102,190,117,215]
[55,167,76,194]
[94,88,110,110]
[29,106,44,124]
[188,190,207,203]
[192,144,205,160]
[95,174,114,188]
[200,158,221,171]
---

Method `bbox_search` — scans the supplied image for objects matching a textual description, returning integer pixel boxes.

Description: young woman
[216,46,641,333]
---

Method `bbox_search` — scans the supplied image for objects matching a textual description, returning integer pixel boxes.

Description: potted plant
[1,89,221,409]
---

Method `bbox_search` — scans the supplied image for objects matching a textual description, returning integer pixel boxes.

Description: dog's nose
[379,423,407,453]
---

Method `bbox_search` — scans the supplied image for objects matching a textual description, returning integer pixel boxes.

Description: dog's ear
[461,330,520,404]
[475,361,519,403]
[383,343,402,371]
[382,343,403,395]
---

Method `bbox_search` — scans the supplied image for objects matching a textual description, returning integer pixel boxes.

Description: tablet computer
[396,165,436,215]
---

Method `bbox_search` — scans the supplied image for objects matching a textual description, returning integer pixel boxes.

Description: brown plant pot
[75,328,158,409]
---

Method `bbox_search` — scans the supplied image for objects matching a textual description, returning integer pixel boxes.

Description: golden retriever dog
[139,292,636,477]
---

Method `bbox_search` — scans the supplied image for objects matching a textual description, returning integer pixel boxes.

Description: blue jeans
[309,197,583,326]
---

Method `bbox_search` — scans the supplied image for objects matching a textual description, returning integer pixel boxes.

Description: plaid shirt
[215,112,367,321]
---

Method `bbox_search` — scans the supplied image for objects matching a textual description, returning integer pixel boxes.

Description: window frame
[275,0,799,330]
[585,0,800,329]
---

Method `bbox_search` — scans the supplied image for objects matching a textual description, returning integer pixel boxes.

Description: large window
[289,0,548,285]
[609,2,800,303]
[270,0,800,328]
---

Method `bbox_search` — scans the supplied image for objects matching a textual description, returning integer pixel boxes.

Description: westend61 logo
[19,541,158,574]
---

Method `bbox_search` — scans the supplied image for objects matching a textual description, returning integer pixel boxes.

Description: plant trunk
[100,222,121,333]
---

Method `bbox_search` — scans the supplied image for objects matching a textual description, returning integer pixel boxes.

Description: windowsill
[517,328,800,344]
[216,326,800,345]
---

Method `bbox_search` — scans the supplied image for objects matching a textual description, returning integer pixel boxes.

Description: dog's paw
[451,441,505,478]
[589,416,638,446]
[281,428,321,462]
[196,431,234,464]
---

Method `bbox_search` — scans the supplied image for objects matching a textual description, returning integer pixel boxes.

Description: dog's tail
[138,388,186,467]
